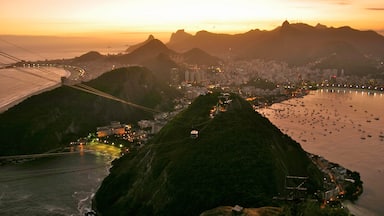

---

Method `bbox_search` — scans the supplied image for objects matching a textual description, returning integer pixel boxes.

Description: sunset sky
[1,0,384,36]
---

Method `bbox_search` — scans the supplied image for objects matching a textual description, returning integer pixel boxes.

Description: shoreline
[0,67,71,113]
[0,83,61,113]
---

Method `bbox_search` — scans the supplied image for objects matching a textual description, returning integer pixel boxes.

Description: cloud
[331,0,352,5]
[291,0,352,6]
[365,7,384,11]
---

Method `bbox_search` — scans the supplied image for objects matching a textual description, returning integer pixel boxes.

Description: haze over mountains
[53,21,384,81]
[166,21,384,76]
[56,36,220,82]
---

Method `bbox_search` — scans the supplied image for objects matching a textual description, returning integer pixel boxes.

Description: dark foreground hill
[94,93,324,216]
[0,66,179,156]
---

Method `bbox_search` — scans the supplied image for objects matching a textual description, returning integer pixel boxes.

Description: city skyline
[1,0,384,37]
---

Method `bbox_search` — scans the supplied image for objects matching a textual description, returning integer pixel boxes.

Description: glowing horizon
[1,0,384,37]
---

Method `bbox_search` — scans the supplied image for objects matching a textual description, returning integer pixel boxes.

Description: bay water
[258,89,384,216]
[0,152,112,216]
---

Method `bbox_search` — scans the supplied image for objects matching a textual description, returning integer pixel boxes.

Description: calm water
[258,89,384,216]
[0,153,112,216]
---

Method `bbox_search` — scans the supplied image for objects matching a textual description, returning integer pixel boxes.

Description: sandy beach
[0,67,70,113]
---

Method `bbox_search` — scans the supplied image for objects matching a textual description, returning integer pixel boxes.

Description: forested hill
[94,92,323,216]
[0,66,179,156]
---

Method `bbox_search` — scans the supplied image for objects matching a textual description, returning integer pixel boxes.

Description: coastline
[0,67,71,113]
[0,83,61,113]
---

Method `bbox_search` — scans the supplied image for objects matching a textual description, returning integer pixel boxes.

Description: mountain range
[167,21,384,76]
[57,37,220,83]
[4,21,384,155]
[62,21,384,80]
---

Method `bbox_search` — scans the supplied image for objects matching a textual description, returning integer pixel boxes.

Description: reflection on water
[0,153,111,216]
[258,89,384,216]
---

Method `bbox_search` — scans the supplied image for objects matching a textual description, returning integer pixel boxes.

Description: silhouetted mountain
[0,66,179,156]
[168,29,193,47]
[108,39,177,83]
[94,93,323,216]
[114,39,175,63]
[73,51,104,62]
[180,48,221,65]
[125,34,155,53]
[167,21,384,75]
[168,30,237,56]
[55,38,179,83]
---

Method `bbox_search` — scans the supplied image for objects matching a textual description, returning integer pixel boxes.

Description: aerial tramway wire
[69,83,161,114]
[0,164,107,183]
[18,67,59,83]
[0,37,47,60]
[0,48,161,114]
[0,51,23,62]
[75,83,161,113]
[0,50,59,83]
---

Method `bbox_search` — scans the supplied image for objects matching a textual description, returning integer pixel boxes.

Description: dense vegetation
[344,170,363,201]
[94,93,324,216]
[0,66,178,156]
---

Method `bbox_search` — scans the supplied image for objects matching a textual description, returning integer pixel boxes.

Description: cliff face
[94,93,323,216]
[0,66,178,156]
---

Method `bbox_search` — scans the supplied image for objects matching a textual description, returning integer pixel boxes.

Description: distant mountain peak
[138,39,169,51]
[168,29,193,45]
[282,20,290,27]
[74,51,103,62]
[175,29,186,34]
[196,30,211,36]
[315,23,327,29]
[117,38,174,65]
[147,34,155,40]
[125,34,156,53]
[181,47,220,65]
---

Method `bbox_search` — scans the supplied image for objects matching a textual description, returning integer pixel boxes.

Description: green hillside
[94,92,324,216]
[0,66,178,156]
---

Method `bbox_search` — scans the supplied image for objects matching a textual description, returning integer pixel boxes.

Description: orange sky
[1,0,384,37]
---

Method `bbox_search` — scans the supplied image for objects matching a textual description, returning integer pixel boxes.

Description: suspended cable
[0,43,162,114]
[68,84,161,114]
[0,51,23,62]
[15,67,58,83]
[0,165,107,183]
[0,37,47,60]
